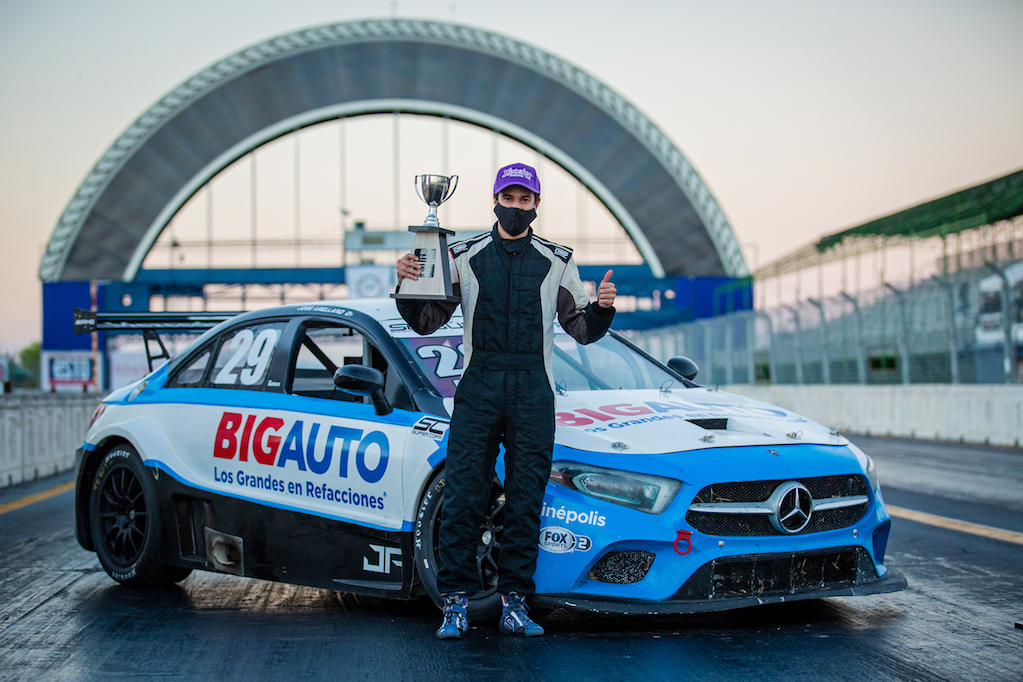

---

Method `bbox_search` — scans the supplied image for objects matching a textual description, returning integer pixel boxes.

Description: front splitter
[531,565,907,615]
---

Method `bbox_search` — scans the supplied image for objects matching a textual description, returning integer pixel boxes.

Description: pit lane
[1,435,1020,681]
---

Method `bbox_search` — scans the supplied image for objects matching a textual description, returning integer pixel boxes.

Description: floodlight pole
[840,292,867,385]
[930,275,960,384]
[756,310,776,385]
[724,318,734,385]
[984,260,1015,384]
[808,298,830,385]
[783,305,803,385]
[884,283,912,385]
[698,320,713,386]
[745,311,756,385]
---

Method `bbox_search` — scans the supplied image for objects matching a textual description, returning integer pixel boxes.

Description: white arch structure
[40,19,747,282]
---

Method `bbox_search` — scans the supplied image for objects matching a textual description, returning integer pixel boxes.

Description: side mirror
[667,356,699,381]
[333,365,392,416]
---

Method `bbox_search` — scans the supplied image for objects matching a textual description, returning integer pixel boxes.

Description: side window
[289,324,413,409]
[291,325,368,401]
[206,322,286,390]
[169,349,212,387]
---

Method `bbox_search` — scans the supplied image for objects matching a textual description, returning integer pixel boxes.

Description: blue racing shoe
[436,592,469,640]
[499,593,545,637]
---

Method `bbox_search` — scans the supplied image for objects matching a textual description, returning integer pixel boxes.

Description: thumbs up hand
[597,269,616,309]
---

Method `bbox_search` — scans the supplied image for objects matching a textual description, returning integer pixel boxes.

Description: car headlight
[549,462,681,514]
[865,455,879,492]
[88,402,106,428]
[126,380,148,402]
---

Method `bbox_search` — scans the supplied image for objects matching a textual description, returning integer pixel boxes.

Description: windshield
[393,329,680,399]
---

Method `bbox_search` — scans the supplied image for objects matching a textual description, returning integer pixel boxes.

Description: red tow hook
[674,530,692,555]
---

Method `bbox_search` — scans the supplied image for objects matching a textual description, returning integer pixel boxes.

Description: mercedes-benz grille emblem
[770,481,813,534]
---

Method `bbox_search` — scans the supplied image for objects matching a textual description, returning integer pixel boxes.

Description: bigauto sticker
[131,403,410,529]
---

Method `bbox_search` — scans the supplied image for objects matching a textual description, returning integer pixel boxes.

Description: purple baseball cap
[493,163,541,196]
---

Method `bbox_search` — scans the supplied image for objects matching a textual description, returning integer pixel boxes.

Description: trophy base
[391,223,459,302]
[407,224,455,236]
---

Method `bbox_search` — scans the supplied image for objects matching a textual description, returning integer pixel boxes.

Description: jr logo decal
[364,544,403,574]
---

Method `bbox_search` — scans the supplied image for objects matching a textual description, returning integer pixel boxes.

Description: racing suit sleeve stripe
[556,259,614,345]
[449,248,460,287]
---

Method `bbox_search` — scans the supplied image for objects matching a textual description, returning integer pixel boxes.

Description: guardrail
[0,394,102,488]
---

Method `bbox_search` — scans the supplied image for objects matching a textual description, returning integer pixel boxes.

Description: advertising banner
[41,351,99,392]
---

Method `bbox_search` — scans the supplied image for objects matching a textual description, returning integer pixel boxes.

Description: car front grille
[685,512,776,537]
[691,475,866,504]
[686,475,869,537]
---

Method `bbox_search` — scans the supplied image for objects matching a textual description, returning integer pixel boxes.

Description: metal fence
[623,266,1017,385]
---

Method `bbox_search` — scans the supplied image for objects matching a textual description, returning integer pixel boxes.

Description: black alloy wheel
[97,465,147,565]
[89,445,191,586]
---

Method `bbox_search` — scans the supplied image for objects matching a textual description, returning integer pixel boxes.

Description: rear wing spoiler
[73,308,237,334]
[73,308,240,372]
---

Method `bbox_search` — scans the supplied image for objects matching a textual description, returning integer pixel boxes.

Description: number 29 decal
[214,328,280,386]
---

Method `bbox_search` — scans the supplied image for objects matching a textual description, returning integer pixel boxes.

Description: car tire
[89,444,192,587]
[414,469,504,620]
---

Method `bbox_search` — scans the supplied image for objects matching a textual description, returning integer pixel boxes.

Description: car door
[269,319,411,530]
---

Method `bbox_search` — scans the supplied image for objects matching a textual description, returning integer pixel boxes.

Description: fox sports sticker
[539,526,592,554]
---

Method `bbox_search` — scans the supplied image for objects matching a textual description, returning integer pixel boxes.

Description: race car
[73,299,905,618]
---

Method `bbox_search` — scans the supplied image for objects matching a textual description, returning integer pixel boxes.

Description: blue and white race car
[73,299,905,618]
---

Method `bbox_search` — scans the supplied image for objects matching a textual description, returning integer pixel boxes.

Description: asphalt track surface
[1,435,1021,681]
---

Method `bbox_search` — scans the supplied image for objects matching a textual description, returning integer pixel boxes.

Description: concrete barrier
[724,384,1023,447]
[0,394,102,488]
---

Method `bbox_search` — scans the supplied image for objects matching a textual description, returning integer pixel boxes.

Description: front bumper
[533,549,907,615]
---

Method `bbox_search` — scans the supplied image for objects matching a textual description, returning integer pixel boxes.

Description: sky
[1,0,1021,353]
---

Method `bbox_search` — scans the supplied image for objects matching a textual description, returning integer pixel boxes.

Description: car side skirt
[152,473,416,598]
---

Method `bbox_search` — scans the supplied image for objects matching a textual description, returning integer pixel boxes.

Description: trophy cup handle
[414,175,426,205]
[443,175,458,202]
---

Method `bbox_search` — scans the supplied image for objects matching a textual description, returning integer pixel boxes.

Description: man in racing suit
[395,163,616,638]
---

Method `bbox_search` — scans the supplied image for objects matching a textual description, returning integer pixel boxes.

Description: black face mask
[494,203,536,237]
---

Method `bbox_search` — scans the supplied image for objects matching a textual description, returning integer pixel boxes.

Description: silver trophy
[416,174,458,227]
[392,175,460,302]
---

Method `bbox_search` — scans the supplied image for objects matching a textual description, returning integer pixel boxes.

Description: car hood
[553,388,846,455]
